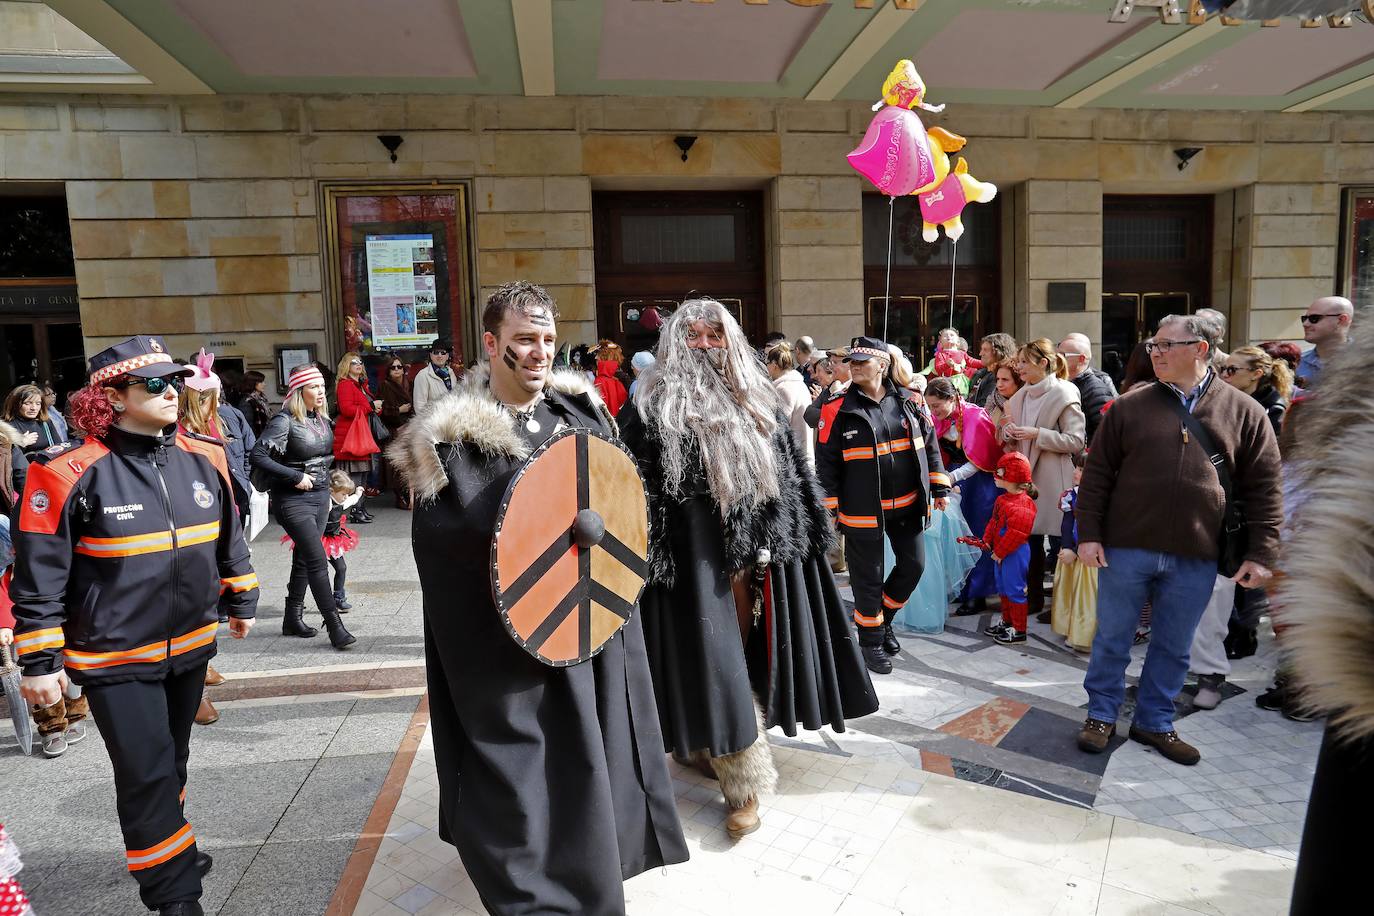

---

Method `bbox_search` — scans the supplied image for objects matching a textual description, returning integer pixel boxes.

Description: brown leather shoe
[1076,717,1116,753]
[725,797,760,840]
[1128,725,1200,766]
[194,696,219,726]
[204,665,226,687]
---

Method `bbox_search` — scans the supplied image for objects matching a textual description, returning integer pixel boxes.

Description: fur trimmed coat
[1273,334,1374,914]
[385,365,687,915]
[618,402,877,759]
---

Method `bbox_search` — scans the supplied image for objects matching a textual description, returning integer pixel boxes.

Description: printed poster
[364,234,439,348]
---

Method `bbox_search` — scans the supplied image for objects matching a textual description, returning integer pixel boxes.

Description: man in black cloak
[620,298,879,839]
[388,282,687,915]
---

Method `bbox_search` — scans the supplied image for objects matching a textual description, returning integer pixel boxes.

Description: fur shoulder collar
[0,420,19,449]
[385,362,603,502]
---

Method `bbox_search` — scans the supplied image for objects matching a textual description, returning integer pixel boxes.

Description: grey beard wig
[638,298,781,512]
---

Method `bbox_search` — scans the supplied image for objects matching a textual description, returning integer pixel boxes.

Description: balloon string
[884,196,895,342]
[948,236,958,330]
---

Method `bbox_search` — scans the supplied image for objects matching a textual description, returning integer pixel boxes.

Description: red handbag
[340,413,380,459]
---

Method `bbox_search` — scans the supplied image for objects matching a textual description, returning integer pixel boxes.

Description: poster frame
[319,180,476,368]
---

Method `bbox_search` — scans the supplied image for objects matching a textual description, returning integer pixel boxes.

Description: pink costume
[934,402,1002,473]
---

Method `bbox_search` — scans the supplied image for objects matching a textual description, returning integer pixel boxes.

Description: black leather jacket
[249,410,334,491]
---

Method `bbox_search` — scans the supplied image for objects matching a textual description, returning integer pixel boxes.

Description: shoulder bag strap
[1154,381,1233,502]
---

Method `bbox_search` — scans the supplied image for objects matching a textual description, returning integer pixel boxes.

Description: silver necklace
[503,392,545,433]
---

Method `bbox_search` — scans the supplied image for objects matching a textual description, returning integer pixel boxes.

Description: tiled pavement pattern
[0,508,1317,914]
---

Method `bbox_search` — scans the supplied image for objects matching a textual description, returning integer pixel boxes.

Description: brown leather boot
[194,696,219,726]
[204,665,226,687]
[725,796,760,839]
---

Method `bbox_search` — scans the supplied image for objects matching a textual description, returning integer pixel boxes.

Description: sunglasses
[1300,314,1342,325]
[1219,365,1251,377]
[117,375,183,395]
[350,358,364,366]
[389,364,404,371]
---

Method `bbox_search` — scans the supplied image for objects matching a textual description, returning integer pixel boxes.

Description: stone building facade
[0,92,1369,388]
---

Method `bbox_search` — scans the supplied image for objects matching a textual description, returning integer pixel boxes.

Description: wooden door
[593,191,766,346]
[1101,195,1213,380]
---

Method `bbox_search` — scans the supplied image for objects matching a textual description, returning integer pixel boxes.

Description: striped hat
[286,364,325,397]
[88,335,192,386]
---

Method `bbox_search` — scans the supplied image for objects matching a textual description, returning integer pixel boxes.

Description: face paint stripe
[502,346,518,370]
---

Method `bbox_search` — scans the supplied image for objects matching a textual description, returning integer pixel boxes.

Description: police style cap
[88,335,193,386]
[847,335,890,362]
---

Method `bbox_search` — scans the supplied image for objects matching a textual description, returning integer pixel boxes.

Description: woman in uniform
[11,334,260,916]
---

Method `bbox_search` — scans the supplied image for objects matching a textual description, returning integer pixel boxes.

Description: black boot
[281,599,317,638]
[196,851,213,877]
[334,591,351,611]
[860,634,892,675]
[882,624,901,656]
[348,506,372,525]
[158,904,204,916]
[322,609,356,650]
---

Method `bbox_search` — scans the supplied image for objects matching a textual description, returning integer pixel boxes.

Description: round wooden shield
[491,427,649,667]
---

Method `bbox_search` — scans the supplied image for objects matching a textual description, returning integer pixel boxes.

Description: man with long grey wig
[619,298,878,841]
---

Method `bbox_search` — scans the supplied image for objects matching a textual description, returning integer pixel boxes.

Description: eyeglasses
[1219,365,1247,377]
[1144,339,1202,354]
[389,364,404,371]
[116,375,182,395]
[350,358,364,366]
[1300,313,1343,325]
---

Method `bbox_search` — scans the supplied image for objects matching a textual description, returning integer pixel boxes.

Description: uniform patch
[29,489,50,515]
[150,338,164,353]
[192,480,214,509]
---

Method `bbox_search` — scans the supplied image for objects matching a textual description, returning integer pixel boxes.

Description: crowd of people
[0,283,1355,915]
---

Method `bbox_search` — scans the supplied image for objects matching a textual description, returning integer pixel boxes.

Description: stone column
[474,176,595,346]
[772,175,864,345]
[1018,179,1103,350]
[1236,181,1340,344]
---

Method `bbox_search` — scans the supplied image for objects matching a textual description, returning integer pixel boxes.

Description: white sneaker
[42,732,68,758]
[65,722,87,744]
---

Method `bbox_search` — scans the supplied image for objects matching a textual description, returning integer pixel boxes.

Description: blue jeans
[1083,547,1217,733]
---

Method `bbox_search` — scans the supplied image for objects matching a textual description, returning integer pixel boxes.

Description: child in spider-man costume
[958,451,1037,645]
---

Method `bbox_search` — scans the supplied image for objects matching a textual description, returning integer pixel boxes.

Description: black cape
[389,369,687,916]
[620,403,879,758]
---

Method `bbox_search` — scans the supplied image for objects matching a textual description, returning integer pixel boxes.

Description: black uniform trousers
[85,660,208,910]
[274,485,338,616]
[844,512,926,645]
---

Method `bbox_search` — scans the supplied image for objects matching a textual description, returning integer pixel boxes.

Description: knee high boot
[282,598,317,637]
[321,608,356,650]
[710,699,778,840]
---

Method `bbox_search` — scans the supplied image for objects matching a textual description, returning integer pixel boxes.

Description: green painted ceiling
[60,1,1374,110]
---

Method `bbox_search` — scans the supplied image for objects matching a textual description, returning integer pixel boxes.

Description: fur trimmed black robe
[619,401,879,760]
[387,366,687,916]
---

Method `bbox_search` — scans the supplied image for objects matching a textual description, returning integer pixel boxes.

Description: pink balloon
[846,107,936,198]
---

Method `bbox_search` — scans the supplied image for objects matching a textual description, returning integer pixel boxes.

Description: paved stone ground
[0,506,1316,915]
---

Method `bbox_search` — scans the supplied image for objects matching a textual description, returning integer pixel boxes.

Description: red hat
[995,452,1032,485]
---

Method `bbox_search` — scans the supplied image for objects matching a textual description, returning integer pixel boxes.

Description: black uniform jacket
[816,381,951,538]
[10,426,259,686]
[386,365,687,916]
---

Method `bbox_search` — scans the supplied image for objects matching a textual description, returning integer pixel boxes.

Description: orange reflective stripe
[126,824,195,872]
[880,491,919,511]
[842,447,874,462]
[929,472,952,487]
[179,786,187,804]
[76,522,220,558]
[821,496,838,509]
[65,639,168,670]
[882,593,904,610]
[838,513,878,529]
[220,573,259,593]
[885,439,914,454]
[853,608,884,627]
[14,626,65,656]
[171,622,218,657]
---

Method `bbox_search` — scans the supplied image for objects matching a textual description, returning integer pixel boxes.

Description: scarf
[432,363,452,391]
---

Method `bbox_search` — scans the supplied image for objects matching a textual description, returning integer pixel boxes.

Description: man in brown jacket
[1074,314,1282,766]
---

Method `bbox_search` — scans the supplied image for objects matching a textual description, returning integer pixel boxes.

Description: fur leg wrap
[710,699,778,809]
